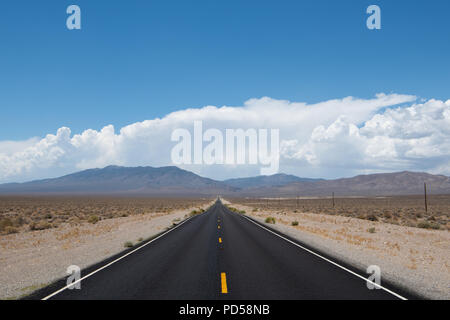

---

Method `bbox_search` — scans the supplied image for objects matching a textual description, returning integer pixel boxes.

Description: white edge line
[236,212,408,300]
[41,212,200,300]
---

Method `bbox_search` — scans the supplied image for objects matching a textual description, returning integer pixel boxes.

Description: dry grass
[0,196,211,235]
[229,195,450,230]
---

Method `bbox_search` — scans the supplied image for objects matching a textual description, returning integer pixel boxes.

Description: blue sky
[1,0,449,140]
[0,1,450,182]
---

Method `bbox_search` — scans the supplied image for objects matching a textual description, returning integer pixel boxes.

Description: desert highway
[33,200,415,300]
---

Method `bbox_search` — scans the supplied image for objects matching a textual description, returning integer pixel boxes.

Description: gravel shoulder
[224,199,450,300]
[0,202,213,300]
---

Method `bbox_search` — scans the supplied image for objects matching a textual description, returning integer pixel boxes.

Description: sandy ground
[224,199,450,300]
[0,202,213,300]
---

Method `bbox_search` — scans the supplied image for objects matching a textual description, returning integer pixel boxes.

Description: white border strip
[237,212,408,300]
[41,213,199,300]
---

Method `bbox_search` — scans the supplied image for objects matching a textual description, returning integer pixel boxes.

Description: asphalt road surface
[33,200,415,300]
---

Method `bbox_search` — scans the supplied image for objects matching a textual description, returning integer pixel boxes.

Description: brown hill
[244,171,450,196]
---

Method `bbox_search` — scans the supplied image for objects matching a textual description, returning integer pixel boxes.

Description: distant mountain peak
[0,165,236,196]
[103,165,124,169]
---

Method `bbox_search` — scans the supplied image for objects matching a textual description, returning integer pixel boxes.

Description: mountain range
[241,171,450,196]
[0,165,449,196]
[0,166,236,196]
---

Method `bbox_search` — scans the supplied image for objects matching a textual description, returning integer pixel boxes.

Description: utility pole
[296,195,299,209]
[424,182,428,213]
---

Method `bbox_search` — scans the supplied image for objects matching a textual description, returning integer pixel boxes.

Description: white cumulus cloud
[1,93,449,183]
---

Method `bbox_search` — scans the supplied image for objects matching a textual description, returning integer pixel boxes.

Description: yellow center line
[219,237,222,243]
[221,273,228,294]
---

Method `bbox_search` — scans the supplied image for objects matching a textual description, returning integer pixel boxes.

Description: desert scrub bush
[0,217,13,232]
[13,216,26,227]
[4,226,19,234]
[368,227,376,233]
[88,215,100,224]
[265,217,276,224]
[365,214,378,222]
[291,221,299,226]
[417,221,440,230]
[29,221,52,231]
[252,208,258,212]
[124,241,133,248]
